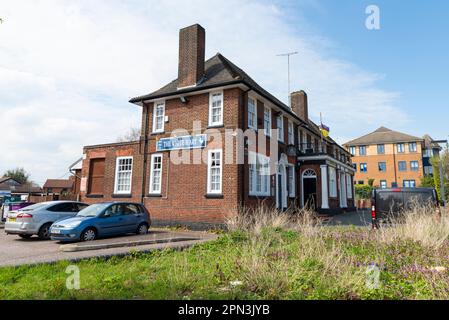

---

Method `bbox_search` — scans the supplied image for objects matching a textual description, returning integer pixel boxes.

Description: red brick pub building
[79,24,355,229]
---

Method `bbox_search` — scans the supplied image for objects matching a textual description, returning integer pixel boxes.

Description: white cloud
[0,0,407,184]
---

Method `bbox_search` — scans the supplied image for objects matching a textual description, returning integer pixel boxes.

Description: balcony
[297,142,353,167]
[297,142,327,156]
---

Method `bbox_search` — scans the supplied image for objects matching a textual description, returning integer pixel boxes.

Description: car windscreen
[76,203,109,217]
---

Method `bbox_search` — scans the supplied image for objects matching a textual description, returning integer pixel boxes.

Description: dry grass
[225,205,369,298]
[223,204,449,299]
[376,203,449,249]
[225,205,290,234]
[226,204,322,235]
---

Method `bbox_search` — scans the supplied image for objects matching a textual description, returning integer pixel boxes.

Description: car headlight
[61,221,82,228]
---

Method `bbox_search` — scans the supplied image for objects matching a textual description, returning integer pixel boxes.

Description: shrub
[355,184,373,200]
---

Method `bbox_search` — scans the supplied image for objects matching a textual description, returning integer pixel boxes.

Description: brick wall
[79,86,354,226]
[80,142,144,205]
[141,88,242,224]
[352,142,424,187]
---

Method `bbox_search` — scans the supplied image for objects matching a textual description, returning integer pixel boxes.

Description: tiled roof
[43,179,73,189]
[0,181,42,194]
[344,127,423,146]
[0,177,10,184]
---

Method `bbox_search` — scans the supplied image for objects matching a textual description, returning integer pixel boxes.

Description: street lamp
[434,139,448,206]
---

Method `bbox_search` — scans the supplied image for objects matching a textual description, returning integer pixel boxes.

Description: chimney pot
[178,24,205,89]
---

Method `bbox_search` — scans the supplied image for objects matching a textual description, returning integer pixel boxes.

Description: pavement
[0,228,217,267]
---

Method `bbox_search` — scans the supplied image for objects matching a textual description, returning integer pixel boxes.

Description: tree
[3,168,30,184]
[420,175,435,188]
[355,184,373,200]
[116,127,141,143]
[431,149,449,201]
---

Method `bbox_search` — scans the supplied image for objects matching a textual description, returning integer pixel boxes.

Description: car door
[121,204,143,233]
[96,204,128,236]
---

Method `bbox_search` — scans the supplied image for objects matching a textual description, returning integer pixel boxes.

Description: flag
[320,123,330,138]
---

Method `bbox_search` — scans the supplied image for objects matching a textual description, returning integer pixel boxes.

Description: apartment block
[344,127,441,188]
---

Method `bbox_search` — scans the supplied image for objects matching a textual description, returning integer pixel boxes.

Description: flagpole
[320,113,323,153]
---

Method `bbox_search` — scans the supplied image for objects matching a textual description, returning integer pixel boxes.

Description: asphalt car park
[0,228,217,267]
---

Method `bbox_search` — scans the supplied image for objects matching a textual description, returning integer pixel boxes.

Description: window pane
[248,98,256,128]
[208,151,222,193]
[150,155,162,193]
[210,93,223,125]
[115,157,133,193]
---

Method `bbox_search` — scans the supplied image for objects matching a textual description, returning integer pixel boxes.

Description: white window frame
[277,115,284,142]
[360,163,367,172]
[114,156,133,194]
[349,146,356,156]
[263,106,271,136]
[208,91,224,127]
[288,165,296,198]
[207,149,223,194]
[410,161,419,171]
[377,144,385,154]
[248,152,270,197]
[329,166,337,198]
[359,145,366,156]
[346,174,353,198]
[397,143,405,153]
[248,96,257,130]
[288,120,294,145]
[409,142,417,152]
[152,101,165,133]
[302,133,307,151]
[380,180,387,189]
[149,154,163,194]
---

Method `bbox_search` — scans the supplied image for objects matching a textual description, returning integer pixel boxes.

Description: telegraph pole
[277,51,298,107]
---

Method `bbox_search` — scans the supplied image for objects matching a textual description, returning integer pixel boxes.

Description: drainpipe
[141,102,150,204]
[393,144,398,186]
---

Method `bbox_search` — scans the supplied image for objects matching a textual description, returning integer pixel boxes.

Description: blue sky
[0,0,448,184]
[284,0,449,139]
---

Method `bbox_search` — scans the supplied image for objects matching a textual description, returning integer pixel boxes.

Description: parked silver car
[4,201,89,239]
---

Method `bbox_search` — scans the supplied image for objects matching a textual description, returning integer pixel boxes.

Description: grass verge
[0,206,448,300]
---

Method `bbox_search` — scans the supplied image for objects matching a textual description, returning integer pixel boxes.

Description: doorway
[302,169,317,210]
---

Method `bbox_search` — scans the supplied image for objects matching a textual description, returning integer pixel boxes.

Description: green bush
[355,184,373,200]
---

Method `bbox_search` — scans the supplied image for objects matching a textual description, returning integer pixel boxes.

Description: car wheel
[38,223,53,240]
[136,223,149,235]
[80,228,97,241]
[19,234,32,239]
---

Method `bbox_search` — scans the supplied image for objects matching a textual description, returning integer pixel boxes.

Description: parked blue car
[49,202,151,242]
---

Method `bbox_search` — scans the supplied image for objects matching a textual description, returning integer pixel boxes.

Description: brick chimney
[291,90,308,123]
[178,24,205,89]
